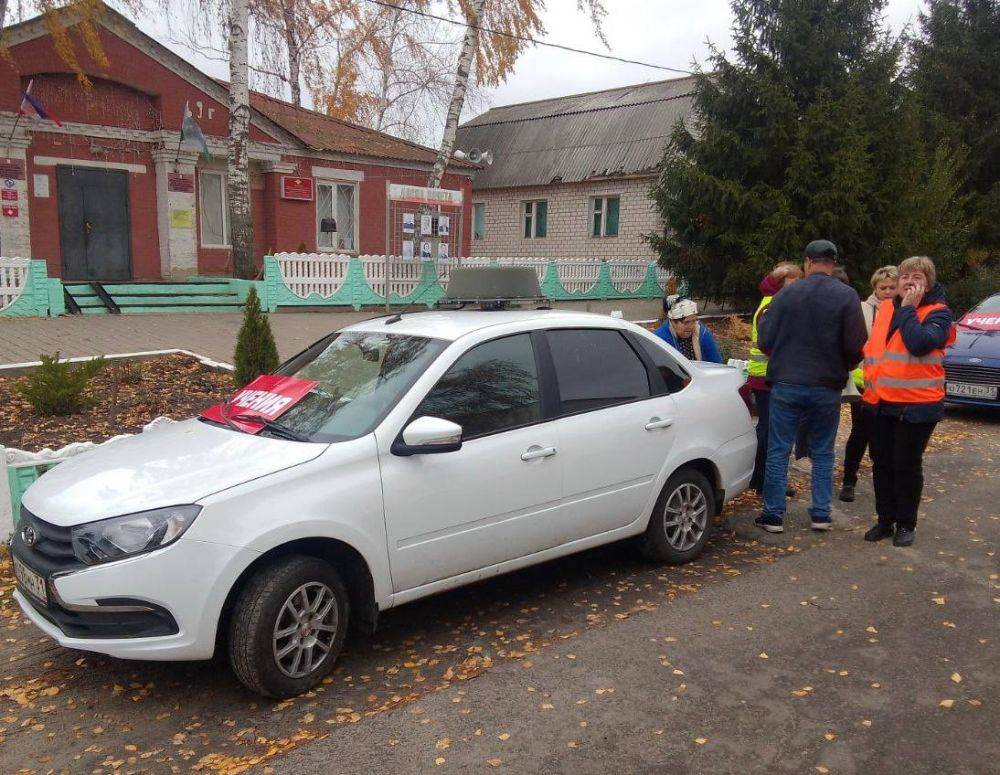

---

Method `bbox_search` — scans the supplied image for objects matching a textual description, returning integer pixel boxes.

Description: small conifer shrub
[17,353,106,416]
[233,287,279,387]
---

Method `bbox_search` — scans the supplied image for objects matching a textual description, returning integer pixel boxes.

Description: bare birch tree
[227,0,254,279]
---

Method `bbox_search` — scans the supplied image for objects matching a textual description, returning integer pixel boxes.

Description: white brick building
[455,77,696,261]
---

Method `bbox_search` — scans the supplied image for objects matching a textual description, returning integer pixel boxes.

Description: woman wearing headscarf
[653,296,723,363]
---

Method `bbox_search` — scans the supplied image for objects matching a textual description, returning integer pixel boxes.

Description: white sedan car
[12,310,755,697]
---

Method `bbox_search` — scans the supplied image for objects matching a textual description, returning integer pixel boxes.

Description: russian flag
[19,80,63,127]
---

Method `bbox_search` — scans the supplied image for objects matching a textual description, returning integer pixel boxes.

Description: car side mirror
[392,416,463,456]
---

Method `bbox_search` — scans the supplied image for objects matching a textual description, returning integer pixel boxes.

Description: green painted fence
[0,258,65,317]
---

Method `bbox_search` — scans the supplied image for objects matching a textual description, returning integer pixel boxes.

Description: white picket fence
[0,257,31,312]
[272,253,351,300]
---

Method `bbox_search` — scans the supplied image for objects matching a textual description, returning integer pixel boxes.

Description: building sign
[1,190,17,201]
[32,174,49,198]
[0,160,25,180]
[388,183,463,206]
[200,375,318,434]
[2,205,19,218]
[168,173,195,193]
[170,209,194,229]
[281,176,314,201]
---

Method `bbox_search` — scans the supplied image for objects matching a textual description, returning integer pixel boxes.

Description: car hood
[946,328,1000,363]
[21,419,326,527]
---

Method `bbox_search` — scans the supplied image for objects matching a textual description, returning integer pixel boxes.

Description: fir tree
[233,287,279,388]
[650,0,969,304]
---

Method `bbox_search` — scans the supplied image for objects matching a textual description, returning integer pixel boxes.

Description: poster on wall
[438,242,449,261]
[420,241,433,261]
[420,215,433,236]
[402,240,414,261]
[402,212,415,234]
[170,209,194,229]
[437,215,450,236]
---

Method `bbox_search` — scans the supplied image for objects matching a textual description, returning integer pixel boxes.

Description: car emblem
[22,526,37,547]
[969,358,982,364]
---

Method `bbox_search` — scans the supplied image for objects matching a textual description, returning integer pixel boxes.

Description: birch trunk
[281,0,302,106]
[228,0,255,279]
[427,0,484,189]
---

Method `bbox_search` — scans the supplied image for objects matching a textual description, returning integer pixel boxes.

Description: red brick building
[0,6,474,281]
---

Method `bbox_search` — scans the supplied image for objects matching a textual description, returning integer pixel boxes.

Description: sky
[144,0,930,122]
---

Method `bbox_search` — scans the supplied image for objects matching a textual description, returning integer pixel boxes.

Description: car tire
[639,468,716,565]
[228,555,349,698]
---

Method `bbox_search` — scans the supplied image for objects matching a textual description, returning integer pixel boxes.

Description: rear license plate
[946,381,997,400]
[13,556,48,605]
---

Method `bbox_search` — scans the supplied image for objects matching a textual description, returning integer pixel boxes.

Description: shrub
[233,287,279,388]
[947,262,1000,317]
[17,353,106,416]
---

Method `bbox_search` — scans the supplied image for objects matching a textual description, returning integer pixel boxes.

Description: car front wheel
[640,468,715,565]
[228,555,349,698]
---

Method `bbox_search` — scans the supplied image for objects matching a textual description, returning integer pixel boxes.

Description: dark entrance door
[57,166,132,281]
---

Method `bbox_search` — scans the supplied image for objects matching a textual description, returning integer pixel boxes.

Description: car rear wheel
[229,555,349,698]
[639,468,715,565]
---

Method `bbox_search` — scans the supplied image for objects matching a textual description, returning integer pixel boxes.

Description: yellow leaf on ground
[435,757,445,766]
[950,672,962,683]
[694,737,707,745]
[435,738,450,751]
[865,626,878,634]
[487,758,502,767]
[932,597,946,605]
[498,733,510,741]
[824,732,836,741]
[816,767,830,774]
[759,652,769,659]
[939,699,955,708]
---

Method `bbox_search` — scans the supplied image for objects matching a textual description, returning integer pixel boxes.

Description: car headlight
[70,505,201,565]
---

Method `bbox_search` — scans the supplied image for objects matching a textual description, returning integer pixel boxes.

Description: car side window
[547,329,651,414]
[632,334,691,395]
[415,334,542,439]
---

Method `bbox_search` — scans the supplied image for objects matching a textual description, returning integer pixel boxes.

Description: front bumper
[12,537,260,661]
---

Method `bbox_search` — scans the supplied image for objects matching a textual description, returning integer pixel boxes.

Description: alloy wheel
[272,582,338,678]
[662,483,708,551]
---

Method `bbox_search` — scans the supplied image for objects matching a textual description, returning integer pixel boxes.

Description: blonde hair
[772,261,804,282]
[869,265,898,290]
[897,256,936,288]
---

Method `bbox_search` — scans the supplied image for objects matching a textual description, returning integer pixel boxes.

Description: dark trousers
[750,389,770,490]
[795,422,809,460]
[842,402,872,487]
[868,412,937,529]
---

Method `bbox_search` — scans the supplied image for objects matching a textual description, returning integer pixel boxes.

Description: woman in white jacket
[839,265,898,501]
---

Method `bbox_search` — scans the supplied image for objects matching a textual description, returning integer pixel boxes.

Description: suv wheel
[229,555,349,698]
[640,468,715,565]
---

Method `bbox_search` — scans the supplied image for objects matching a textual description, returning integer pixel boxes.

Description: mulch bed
[0,353,235,453]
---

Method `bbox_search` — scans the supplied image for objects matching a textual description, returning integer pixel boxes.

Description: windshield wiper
[229,412,310,442]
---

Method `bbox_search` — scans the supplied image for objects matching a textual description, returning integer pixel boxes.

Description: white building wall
[471,176,660,260]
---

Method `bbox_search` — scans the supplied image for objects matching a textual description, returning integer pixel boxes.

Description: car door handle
[521,445,557,461]
[645,417,674,430]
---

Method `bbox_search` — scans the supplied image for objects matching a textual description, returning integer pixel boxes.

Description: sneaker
[864,523,894,542]
[754,515,784,533]
[792,457,813,474]
[893,527,915,547]
[839,484,855,502]
[810,514,833,531]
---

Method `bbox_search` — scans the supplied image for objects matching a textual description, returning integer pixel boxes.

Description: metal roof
[455,76,697,189]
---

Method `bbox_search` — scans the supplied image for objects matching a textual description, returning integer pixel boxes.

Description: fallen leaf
[487,758,502,767]
[939,699,954,709]
[435,757,445,766]
[950,672,962,683]
[694,737,707,745]
[824,732,836,741]
[759,652,769,659]
[498,733,510,741]
[932,597,946,605]
[435,738,450,751]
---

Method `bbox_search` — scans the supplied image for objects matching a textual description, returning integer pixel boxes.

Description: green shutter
[606,197,620,236]
[536,201,547,237]
[524,202,532,238]
[474,203,485,240]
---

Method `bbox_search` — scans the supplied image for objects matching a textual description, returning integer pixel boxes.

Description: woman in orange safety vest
[862,256,955,547]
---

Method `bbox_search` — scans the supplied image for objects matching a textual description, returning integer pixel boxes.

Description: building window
[592,195,620,237]
[473,202,486,240]
[522,200,547,239]
[317,182,358,252]
[199,171,228,247]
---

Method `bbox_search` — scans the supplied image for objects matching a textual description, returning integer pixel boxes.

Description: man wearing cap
[754,240,867,533]
[653,296,724,363]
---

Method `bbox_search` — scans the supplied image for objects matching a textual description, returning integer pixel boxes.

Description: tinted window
[416,334,541,438]
[633,334,691,394]
[547,329,650,414]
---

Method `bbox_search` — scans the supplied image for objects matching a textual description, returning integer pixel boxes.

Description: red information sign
[2,205,18,218]
[1,190,17,201]
[280,176,314,201]
[0,160,25,180]
[200,375,318,434]
[960,313,1000,331]
[168,173,195,193]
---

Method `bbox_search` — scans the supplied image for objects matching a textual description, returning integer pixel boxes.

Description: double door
[57,166,132,280]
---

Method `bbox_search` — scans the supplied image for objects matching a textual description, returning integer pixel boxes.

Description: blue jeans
[763,383,841,520]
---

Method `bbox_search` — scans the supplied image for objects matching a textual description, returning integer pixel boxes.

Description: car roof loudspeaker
[443,267,544,309]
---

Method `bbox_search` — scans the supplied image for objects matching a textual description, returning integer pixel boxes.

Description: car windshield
[264,331,447,442]
[970,294,1000,314]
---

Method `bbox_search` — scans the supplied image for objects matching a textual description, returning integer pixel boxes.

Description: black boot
[864,523,894,542]
[839,484,855,502]
[893,527,915,547]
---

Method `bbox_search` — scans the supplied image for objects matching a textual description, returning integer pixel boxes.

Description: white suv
[12,310,755,697]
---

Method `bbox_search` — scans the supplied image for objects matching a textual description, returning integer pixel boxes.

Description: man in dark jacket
[755,240,868,533]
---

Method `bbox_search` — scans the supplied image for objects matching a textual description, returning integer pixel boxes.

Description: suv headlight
[71,505,202,565]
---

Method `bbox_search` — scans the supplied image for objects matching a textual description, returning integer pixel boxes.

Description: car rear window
[547,329,650,414]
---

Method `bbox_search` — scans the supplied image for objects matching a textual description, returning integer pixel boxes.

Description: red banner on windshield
[959,313,1000,331]
[201,375,317,434]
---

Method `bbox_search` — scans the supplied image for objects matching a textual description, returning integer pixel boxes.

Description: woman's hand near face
[900,279,925,308]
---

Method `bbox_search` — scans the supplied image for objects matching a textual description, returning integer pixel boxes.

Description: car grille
[945,363,1000,386]
[17,507,82,573]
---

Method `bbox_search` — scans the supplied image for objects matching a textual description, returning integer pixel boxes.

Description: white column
[152,147,200,279]
[0,133,32,258]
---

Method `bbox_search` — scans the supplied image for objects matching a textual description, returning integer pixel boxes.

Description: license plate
[13,556,48,605]
[946,381,998,400]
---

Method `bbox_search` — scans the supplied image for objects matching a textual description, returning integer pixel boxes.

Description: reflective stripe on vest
[748,296,772,377]
[862,299,955,405]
